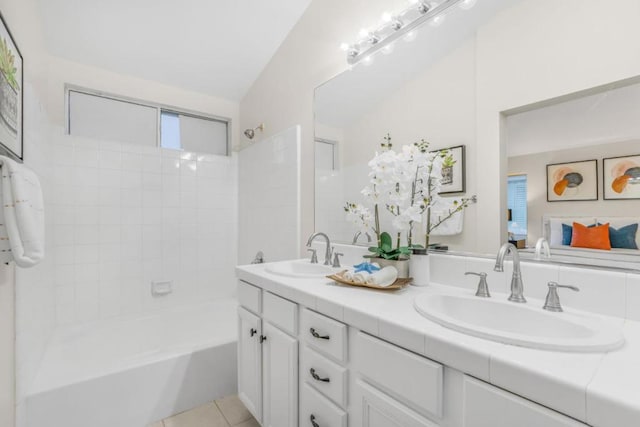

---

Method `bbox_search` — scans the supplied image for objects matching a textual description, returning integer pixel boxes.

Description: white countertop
[236,260,640,427]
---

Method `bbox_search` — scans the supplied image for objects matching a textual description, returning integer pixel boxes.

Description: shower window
[66,85,231,156]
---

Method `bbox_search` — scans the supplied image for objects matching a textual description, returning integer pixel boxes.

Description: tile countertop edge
[235,263,639,425]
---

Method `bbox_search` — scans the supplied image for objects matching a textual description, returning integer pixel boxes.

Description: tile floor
[149,395,259,427]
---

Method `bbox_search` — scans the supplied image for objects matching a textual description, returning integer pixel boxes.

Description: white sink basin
[265,260,340,278]
[414,293,624,352]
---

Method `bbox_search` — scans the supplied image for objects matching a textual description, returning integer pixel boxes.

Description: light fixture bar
[347,0,464,65]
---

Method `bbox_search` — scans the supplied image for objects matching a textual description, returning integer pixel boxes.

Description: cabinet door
[262,321,298,427]
[238,307,262,423]
[355,380,439,427]
[463,376,588,427]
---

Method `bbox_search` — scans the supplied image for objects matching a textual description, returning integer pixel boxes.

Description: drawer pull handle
[310,414,320,427]
[250,328,257,337]
[310,368,330,383]
[310,327,330,340]
[260,335,267,343]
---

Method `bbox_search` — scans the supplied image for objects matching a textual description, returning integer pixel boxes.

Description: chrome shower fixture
[244,123,265,140]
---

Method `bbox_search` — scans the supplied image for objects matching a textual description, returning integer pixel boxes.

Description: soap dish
[326,270,412,290]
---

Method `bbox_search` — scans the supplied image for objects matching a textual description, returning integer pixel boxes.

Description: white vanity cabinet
[237,277,593,427]
[463,376,589,427]
[237,281,299,427]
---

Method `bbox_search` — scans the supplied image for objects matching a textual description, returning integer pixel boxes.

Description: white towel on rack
[429,198,464,236]
[0,157,45,267]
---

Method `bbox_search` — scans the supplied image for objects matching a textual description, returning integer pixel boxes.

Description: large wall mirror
[314,0,640,268]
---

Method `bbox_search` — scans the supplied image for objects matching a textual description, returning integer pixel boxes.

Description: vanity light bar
[346,0,465,65]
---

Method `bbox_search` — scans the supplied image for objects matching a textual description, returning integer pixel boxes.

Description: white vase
[374,257,410,278]
[409,251,430,286]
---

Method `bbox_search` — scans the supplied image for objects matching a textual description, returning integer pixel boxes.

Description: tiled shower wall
[49,127,238,326]
[238,126,300,264]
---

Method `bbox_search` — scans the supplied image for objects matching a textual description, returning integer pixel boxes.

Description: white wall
[238,126,300,264]
[0,0,53,425]
[509,140,640,242]
[243,0,640,255]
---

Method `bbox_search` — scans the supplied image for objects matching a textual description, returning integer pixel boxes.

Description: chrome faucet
[543,281,579,312]
[534,237,551,260]
[306,232,332,265]
[352,231,372,245]
[494,243,526,303]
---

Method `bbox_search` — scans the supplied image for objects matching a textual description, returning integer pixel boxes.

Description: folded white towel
[365,266,398,287]
[343,271,355,281]
[353,272,370,283]
[0,156,45,267]
[429,198,464,236]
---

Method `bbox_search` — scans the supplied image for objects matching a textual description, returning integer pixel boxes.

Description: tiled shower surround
[49,129,238,326]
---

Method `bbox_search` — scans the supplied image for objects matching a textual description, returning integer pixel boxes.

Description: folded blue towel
[353,262,381,273]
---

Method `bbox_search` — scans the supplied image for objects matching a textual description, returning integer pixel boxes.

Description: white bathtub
[25,298,238,427]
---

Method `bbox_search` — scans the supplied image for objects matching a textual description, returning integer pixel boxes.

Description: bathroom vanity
[235,252,640,427]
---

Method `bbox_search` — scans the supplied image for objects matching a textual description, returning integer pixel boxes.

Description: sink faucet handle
[465,271,490,298]
[543,281,579,312]
[332,251,344,268]
[307,248,318,264]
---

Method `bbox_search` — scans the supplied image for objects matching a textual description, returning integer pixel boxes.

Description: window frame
[65,84,232,156]
[315,137,339,171]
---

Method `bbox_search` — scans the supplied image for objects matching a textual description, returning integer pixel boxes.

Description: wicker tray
[327,271,412,290]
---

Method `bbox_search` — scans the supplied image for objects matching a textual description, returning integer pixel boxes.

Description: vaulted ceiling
[35,0,311,100]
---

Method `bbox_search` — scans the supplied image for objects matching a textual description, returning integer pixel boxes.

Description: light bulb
[359,28,369,38]
[382,43,395,55]
[403,30,417,42]
[459,0,477,10]
[340,43,349,51]
[430,14,445,27]
[381,12,392,23]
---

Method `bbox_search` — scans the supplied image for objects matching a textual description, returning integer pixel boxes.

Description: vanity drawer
[300,383,347,427]
[238,281,261,314]
[300,308,348,363]
[354,332,443,419]
[263,291,297,336]
[301,346,347,408]
[463,376,588,427]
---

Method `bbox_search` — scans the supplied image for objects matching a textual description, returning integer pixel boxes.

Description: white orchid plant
[345,134,472,260]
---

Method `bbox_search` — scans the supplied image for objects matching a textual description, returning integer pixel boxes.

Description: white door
[355,380,438,427]
[238,307,262,423]
[262,321,298,427]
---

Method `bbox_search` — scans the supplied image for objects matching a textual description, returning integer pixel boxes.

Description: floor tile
[163,402,229,427]
[233,418,260,427]
[215,395,253,425]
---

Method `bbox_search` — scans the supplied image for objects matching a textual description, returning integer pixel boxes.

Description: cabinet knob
[259,335,267,343]
[310,414,320,427]
[250,328,257,337]
[309,368,330,383]
[310,327,330,340]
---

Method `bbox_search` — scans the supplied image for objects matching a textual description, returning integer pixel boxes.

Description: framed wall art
[546,159,597,202]
[0,11,23,160]
[431,144,465,194]
[603,154,640,200]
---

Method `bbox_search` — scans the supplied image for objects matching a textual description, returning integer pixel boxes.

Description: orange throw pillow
[570,222,611,250]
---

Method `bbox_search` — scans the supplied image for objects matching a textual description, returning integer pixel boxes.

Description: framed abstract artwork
[0,11,23,160]
[431,145,465,194]
[603,154,640,200]
[546,159,597,202]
